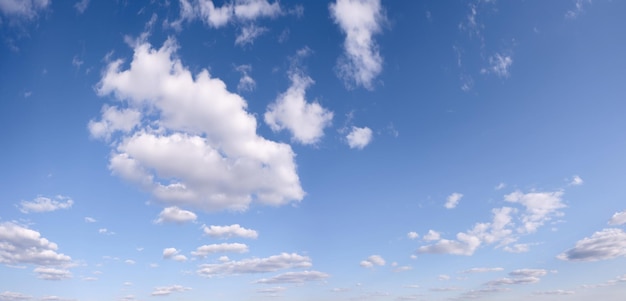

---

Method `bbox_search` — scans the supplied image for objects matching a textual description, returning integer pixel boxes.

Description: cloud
[0,291,31,301]
[235,65,256,92]
[503,243,531,253]
[18,196,73,213]
[264,68,333,145]
[330,0,385,89]
[151,285,191,296]
[84,217,96,223]
[95,37,304,212]
[438,274,450,281]
[558,228,626,261]
[192,243,249,257]
[495,183,506,190]
[254,271,329,284]
[74,0,89,14]
[508,269,547,278]
[0,0,50,20]
[566,0,591,19]
[162,248,188,262]
[235,24,267,46]
[609,210,626,226]
[0,222,72,266]
[504,190,565,234]
[88,105,141,141]
[98,228,114,235]
[202,224,258,239]
[445,193,463,209]
[124,259,135,265]
[460,267,504,274]
[359,255,385,268]
[429,287,462,292]
[417,232,481,256]
[533,290,575,295]
[423,230,441,242]
[570,175,584,186]
[197,253,311,277]
[481,53,513,78]
[175,0,281,29]
[407,232,419,240]
[154,206,197,224]
[485,277,540,286]
[346,126,373,149]
[256,287,286,294]
[34,267,72,281]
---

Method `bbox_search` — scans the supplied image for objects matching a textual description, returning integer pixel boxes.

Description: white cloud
[460,267,504,274]
[533,290,575,295]
[162,248,188,262]
[503,243,530,253]
[84,217,96,223]
[124,259,135,265]
[482,53,513,78]
[445,193,463,209]
[566,0,591,19]
[254,270,329,284]
[154,206,197,224]
[394,266,412,272]
[256,287,286,294]
[330,0,385,89]
[346,126,373,149]
[486,277,541,286]
[0,222,72,266]
[235,24,267,46]
[558,228,626,261]
[359,255,385,268]
[175,0,281,29]
[74,0,89,14]
[265,71,333,145]
[0,0,50,19]
[88,105,141,141]
[202,224,258,239]
[0,291,31,301]
[505,190,566,233]
[18,196,73,213]
[407,232,419,240]
[438,274,450,281]
[192,243,249,257]
[423,230,441,242]
[235,65,256,92]
[151,285,191,296]
[609,210,626,225]
[495,183,506,190]
[34,267,72,281]
[417,232,481,256]
[95,37,304,212]
[197,253,311,277]
[509,269,547,278]
[98,228,114,235]
[570,175,584,186]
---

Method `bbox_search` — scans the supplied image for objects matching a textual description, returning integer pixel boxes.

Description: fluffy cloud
[423,230,441,242]
[407,232,419,240]
[197,253,311,277]
[460,267,504,274]
[88,105,141,141]
[202,224,258,239]
[346,126,372,149]
[151,285,191,296]
[176,0,281,29]
[558,228,626,261]
[18,196,73,213]
[264,71,333,145]
[34,267,72,280]
[608,210,626,226]
[417,232,481,256]
[95,37,304,212]
[162,248,188,262]
[192,243,249,257]
[359,255,385,268]
[0,291,31,301]
[0,222,72,266]
[570,175,584,186]
[504,190,565,234]
[330,0,385,89]
[445,193,463,209]
[154,206,197,224]
[0,0,50,19]
[254,270,329,284]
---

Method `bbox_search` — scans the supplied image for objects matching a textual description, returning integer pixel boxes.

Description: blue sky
[1,0,626,300]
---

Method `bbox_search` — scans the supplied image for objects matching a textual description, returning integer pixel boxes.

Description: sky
[1,0,626,300]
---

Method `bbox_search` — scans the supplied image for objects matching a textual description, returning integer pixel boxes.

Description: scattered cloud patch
[18,196,73,214]
[151,285,191,296]
[570,175,584,186]
[407,232,419,240]
[0,0,50,20]
[0,291,31,301]
[154,206,197,224]
[566,0,591,19]
[558,228,626,261]
[346,126,373,149]
[330,0,385,89]
[495,182,506,190]
[423,230,441,242]
[0,222,72,266]
[235,24,267,46]
[192,243,249,257]
[235,64,256,92]
[533,290,575,295]
[504,190,565,234]
[255,270,329,284]
[34,267,72,281]
[460,267,504,274]
[445,192,463,209]
[197,253,311,277]
[609,210,626,226]
[482,53,513,78]
[84,217,96,223]
[360,255,385,268]
[162,248,188,262]
[74,0,90,14]
[202,224,258,239]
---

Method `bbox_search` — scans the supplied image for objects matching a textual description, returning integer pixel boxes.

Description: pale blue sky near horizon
[1,1,626,300]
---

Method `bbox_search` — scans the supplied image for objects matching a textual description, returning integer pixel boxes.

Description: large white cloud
[88,105,141,141]
[94,37,304,212]
[0,222,71,266]
[558,228,626,261]
[18,195,73,213]
[197,253,311,277]
[202,224,258,239]
[265,72,333,145]
[330,0,385,89]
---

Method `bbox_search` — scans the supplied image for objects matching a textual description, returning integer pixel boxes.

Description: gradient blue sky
[2,0,626,300]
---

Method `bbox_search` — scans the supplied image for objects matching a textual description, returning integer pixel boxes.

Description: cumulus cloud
[558,228,626,261]
[151,285,191,296]
[162,248,187,262]
[608,210,626,226]
[34,267,72,281]
[570,175,584,186]
[0,0,50,20]
[175,0,281,30]
[346,126,372,149]
[423,230,441,242]
[88,105,141,141]
[18,195,73,213]
[95,37,304,212]
[0,291,31,301]
[197,253,311,277]
[202,224,258,239]
[504,190,565,234]
[154,206,197,224]
[264,69,333,145]
[0,222,72,266]
[417,232,481,256]
[255,270,329,284]
[192,243,249,257]
[330,0,385,89]
[445,193,463,209]
[407,232,419,240]
[359,255,385,268]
